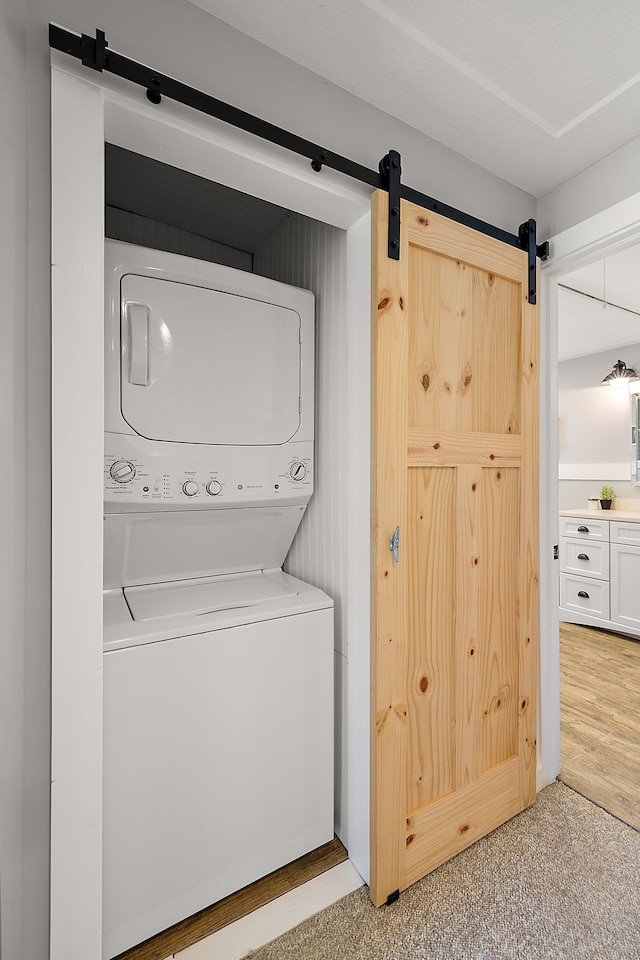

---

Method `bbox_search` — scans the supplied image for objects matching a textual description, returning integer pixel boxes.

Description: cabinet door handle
[577,525,589,533]
[577,590,590,598]
[577,553,589,560]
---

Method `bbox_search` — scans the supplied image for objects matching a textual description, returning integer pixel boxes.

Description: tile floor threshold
[170,860,364,960]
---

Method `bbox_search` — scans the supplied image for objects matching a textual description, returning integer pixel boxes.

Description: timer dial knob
[182,480,199,497]
[110,460,136,483]
[289,461,307,482]
[206,479,222,496]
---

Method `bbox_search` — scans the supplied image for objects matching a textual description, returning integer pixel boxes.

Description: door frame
[50,52,372,960]
[538,191,640,792]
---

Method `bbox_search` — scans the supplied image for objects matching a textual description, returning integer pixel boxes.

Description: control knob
[182,480,199,497]
[206,479,222,496]
[289,461,307,482]
[109,459,136,483]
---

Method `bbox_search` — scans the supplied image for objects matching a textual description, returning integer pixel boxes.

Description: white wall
[558,348,640,510]
[538,134,640,239]
[1,5,51,960]
[5,1,538,955]
[254,214,350,842]
[0,5,30,960]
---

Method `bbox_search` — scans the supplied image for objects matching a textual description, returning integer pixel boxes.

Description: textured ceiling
[186,0,640,196]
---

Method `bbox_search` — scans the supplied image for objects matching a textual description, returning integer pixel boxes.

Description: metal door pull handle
[577,525,589,533]
[577,590,589,598]
[389,526,400,563]
[577,553,589,560]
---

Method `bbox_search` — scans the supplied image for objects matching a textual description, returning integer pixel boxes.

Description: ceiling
[558,247,640,362]
[186,0,640,197]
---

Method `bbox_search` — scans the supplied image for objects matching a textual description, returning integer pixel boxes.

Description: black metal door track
[49,24,549,302]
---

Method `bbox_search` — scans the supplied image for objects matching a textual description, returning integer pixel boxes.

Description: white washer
[102,243,334,959]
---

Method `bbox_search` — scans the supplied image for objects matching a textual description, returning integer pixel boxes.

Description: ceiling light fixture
[602,359,638,389]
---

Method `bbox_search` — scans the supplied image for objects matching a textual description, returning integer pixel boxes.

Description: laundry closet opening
[103,142,355,954]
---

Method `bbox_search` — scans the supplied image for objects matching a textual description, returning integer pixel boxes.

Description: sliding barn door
[370,191,539,906]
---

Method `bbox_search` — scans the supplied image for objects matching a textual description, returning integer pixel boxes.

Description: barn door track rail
[49,24,549,302]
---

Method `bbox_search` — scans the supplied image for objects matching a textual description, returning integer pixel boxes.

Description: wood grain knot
[444,382,451,393]
[473,557,479,566]
[459,824,470,834]
[376,707,390,733]
[419,675,429,694]
[421,373,430,392]
[472,483,477,491]
[488,273,495,284]
[416,215,429,227]
[459,366,473,393]
[521,698,528,710]
[489,454,495,460]
[469,647,476,657]
[399,296,405,310]
[378,296,390,311]
[497,472,502,480]
[433,442,440,450]
[406,833,416,847]
[384,570,389,578]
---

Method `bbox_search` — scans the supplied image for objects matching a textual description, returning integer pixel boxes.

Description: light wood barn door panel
[371,192,539,906]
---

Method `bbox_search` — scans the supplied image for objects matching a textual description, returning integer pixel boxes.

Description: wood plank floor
[560,621,640,831]
[113,837,348,960]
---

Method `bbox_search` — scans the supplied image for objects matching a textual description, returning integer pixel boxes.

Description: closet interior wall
[253,214,349,841]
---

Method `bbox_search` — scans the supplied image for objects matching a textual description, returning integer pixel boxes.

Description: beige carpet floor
[250,782,640,959]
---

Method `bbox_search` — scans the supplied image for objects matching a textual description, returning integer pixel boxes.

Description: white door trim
[50,50,371,960]
[537,191,640,792]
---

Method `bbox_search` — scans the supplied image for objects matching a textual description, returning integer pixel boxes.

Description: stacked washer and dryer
[102,241,334,959]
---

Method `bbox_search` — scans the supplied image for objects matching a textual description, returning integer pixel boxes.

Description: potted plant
[600,485,615,510]
[587,497,600,511]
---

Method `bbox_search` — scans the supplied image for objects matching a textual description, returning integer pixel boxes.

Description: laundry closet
[101,144,364,955]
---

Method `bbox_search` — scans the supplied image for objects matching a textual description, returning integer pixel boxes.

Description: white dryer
[102,242,334,959]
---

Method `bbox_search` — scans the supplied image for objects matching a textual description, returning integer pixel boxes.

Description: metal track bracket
[379,151,402,260]
[81,28,107,71]
[518,218,539,304]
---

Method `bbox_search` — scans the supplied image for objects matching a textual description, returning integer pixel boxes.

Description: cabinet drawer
[560,573,610,620]
[610,518,640,545]
[559,516,609,542]
[559,537,609,580]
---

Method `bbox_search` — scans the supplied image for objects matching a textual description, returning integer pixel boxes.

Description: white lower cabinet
[610,542,640,631]
[559,512,640,636]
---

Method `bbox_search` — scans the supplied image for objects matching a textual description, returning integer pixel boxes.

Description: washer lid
[120,274,302,445]
[124,572,298,621]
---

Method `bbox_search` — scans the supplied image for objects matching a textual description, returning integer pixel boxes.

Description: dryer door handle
[128,303,149,386]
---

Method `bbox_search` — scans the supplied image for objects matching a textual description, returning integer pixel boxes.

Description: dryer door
[120,275,302,445]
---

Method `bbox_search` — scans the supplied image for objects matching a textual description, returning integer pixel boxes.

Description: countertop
[560,508,640,521]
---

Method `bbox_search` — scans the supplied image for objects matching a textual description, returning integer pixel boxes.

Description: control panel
[104,434,313,511]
